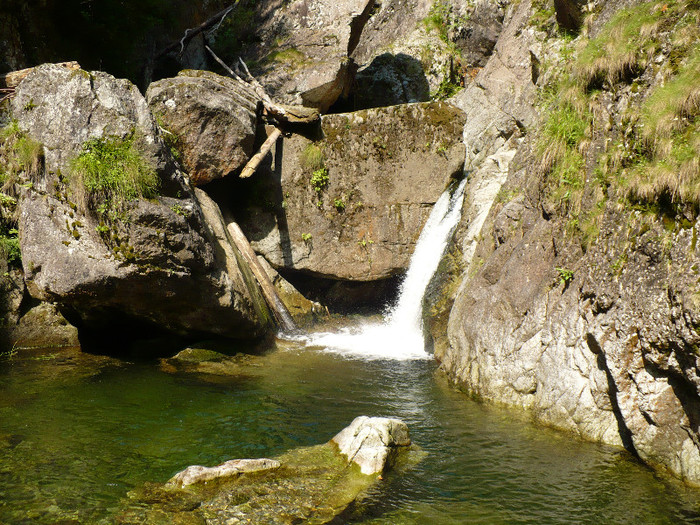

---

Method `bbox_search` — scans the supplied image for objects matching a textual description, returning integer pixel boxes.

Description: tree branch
[156,3,238,58]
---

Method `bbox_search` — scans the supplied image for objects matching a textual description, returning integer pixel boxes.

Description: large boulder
[10,64,271,342]
[238,0,375,111]
[233,101,466,281]
[146,70,260,186]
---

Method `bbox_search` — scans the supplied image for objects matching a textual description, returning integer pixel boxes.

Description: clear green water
[2,341,700,524]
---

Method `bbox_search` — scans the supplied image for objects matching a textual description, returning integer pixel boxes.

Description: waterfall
[300,178,468,360]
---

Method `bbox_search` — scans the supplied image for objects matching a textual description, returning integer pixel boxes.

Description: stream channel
[3,183,700,523]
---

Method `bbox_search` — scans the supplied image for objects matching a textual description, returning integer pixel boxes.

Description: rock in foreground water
[120,417,415,524]
[331,416,411,475]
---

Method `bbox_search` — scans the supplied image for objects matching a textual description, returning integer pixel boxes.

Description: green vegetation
[68,133,159,215]
[0,121,44,191]
[555,267,574,286]
[534,0,700,253]
[301,144,324,171]
[0,121,43,267]
[301,232,312,243]
[333,197,346,211]
[310,168,329,195]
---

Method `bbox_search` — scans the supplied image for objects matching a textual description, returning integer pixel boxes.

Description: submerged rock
[122,417,415,524]
[169,458,282,488]
[10,64,272,343]
[146,70,260,186]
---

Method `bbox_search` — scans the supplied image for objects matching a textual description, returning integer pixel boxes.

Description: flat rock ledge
[168,458,281,488]
[331,416,411,475]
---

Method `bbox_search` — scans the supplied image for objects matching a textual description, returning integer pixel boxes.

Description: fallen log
[240,127,282,179]
[225,218,296,332]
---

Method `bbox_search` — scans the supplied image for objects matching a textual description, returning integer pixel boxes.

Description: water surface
[1,342,699,524]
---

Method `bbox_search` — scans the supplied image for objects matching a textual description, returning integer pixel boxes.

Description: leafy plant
[333,197,346,211]
[68,133,159,214]
[0,227,20,266]
[301,232,312,243]
[555,267,574,286]
[310,167,329,194]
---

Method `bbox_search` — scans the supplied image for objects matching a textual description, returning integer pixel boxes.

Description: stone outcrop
[122,417,415,523]
[240,0,375,111]
[146,70,260,186]
[331,416,411,475]
[435,0,700,485]
[10,64,271,342]
[233,102,466,282]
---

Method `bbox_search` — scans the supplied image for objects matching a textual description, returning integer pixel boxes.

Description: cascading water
[300,177,468,360]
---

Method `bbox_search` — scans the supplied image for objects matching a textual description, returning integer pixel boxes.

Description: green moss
[68,133,159,214]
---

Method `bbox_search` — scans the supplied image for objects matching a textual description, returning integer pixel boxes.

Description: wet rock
[11,64,271,342]
[10,302,79,349]
[123,417,415,523]
[146,70,260,186]
[234,102,466,282]
[331,416,411,475]
[169,459,281,488]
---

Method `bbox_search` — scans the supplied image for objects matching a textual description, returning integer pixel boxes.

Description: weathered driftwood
[156,3,238,58]
[226,218,296,332]
[1,61,80,89]
[240,127,282,179]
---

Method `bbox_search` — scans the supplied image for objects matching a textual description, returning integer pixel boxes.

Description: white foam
[297,178,468,361]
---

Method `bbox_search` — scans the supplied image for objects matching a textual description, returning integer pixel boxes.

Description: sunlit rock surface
[120,417,415,524]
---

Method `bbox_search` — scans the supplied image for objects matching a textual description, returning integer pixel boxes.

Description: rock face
[10,64,271,342]
[146,70,260,186]
[241,0,375,111]
[234,102,466,282]
[435,0,700,485]
[123,417,414,523]
[331,416,411,475]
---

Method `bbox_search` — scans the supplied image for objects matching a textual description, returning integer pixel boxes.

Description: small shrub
[310,167,329,194]
[0,227,20,266]
[555,267,574,286]
[333,197,346,211]
[69,133,159,214]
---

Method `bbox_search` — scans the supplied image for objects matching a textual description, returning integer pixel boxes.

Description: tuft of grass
[0,120,44,193]
[301,144,324,172]
[622,45,700,207]
[574,1,695,89]
[68,133,159,214]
